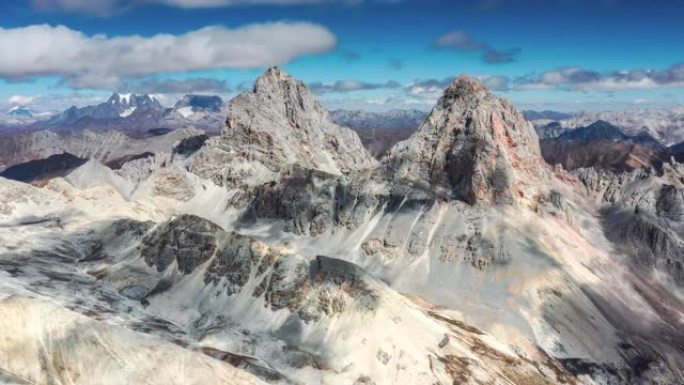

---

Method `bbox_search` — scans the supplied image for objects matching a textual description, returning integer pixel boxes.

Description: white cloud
[0,23,336,89]
[477,75,509,91]
[434,30,521,64]
[7,95,36,105]
[515,64,684,92]
[309,79,401,94]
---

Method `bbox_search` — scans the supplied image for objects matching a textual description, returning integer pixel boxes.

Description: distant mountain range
[330,109,427,157]
[522,110,573,121]
[528,106,684,146]
[329,109,427,130]
[1,93,227,138]
[538,120,684,171]
[4,92,684,174]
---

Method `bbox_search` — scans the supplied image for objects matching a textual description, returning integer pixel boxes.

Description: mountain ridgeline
[0,68,684,385]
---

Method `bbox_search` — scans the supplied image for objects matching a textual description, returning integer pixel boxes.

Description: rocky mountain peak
[241,66,327,125]
[440,75,490,104]
[192,68,377,186]
[254,66,294,91]
[385,75,548,204]
[107,93,161,110]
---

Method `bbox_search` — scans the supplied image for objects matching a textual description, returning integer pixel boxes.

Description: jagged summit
[441,75,490,103]
[385,75,548,204]
[253,66,296,92]
[107,93,161,109]
[231,65,331,131]
[192,68,377,186]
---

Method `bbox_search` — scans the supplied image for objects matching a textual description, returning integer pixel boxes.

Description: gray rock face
[244,166,384,236]
[191,67,377,188]
[384,76,548,205]
[172,134,209,156]
[205,232,255,295]
[575,163,684,286]
[133,214,381,322]
[310,256,378,311]
[534,121,567,139]
[141,214,223,273]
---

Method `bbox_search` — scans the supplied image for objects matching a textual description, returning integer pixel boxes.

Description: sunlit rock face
[384,75,549,205]
[191,67,377,188]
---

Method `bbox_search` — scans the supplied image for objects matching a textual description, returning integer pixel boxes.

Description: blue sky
[1,0,683,113]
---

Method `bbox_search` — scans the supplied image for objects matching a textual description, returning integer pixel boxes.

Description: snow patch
[120,107,137,117]
[120,93,132,105]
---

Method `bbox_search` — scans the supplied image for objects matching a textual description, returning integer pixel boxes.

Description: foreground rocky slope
[0,68,682,384]
[0,296,265,385]
[575,162,684,287]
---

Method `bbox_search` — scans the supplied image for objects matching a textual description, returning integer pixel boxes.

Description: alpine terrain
[0,68,683,385]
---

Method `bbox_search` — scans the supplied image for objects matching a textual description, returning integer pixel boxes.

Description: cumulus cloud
[7,95,36,105]
[0,23,336,89]
[1,93,108,116]
[406,75,509,97]
[405,78,453,100]
[479,75,510,90]
[435,30,521,64]
[516,63,684,91]
[127,78,231,94]
[309,79,401,94]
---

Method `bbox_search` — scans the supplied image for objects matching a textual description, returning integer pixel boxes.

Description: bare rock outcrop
[191,67,377,188]
[575,162,684,286]
[384,76,549,205]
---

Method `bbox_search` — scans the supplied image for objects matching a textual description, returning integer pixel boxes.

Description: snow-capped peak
[106,93,163,115]
[120,93,132,105]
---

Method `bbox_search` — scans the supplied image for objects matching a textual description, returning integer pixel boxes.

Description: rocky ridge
[0,68,683,384]
[575,162,684,286]
[384,75,549,205]
[83,214,586,384]
[191,67,377,189]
